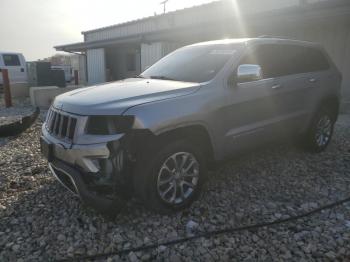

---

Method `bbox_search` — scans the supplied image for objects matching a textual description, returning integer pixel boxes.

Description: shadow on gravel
[0,107,40,137]
[1,116,350,260]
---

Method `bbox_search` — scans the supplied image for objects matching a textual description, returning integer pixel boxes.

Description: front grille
[46,108,77,141]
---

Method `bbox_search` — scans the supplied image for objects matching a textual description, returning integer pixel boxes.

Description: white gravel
[0,115,349,261]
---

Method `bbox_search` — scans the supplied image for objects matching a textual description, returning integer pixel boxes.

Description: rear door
[260,44,312,137]
[296,47,332,118]
[266,44,330,136]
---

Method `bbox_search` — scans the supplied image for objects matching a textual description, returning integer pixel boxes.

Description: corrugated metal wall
[87,48,106,85]
[140,42,181,71]
[70,55,87,85]
[162,42,182,56]
[105,46,141,80]
[141,43,163,71]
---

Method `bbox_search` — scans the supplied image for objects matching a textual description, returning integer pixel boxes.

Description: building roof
[81,0,222,35]
[55,0,350,52]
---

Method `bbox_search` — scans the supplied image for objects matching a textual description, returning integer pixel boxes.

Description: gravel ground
[0,115,349,261]
[0,95,35,126]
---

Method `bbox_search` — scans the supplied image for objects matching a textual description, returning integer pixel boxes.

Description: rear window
[3,54,20,66]
[240,44,330,79]
[302,47,330,72]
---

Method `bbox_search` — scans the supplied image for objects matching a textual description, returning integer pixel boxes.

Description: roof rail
[258,35,288,39]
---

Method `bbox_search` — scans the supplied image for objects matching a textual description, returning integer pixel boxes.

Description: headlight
[86,116,134,135]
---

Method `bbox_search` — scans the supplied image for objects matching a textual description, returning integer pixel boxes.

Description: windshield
[140,45,236,83]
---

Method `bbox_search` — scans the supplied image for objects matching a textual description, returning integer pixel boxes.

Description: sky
[0,0,214,61]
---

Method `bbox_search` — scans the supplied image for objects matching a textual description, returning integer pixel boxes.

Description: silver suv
[41,38,342,213]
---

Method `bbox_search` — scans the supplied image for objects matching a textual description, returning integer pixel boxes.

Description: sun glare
[230,0,248,37]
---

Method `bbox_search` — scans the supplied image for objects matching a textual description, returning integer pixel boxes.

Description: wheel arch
[127,124,215,164]
[316,95,340,121]
[155,124,215,162]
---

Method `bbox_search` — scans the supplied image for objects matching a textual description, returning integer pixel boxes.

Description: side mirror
[237,64,263,83]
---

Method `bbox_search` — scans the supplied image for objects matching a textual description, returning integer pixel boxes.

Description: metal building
[55,0,350,108]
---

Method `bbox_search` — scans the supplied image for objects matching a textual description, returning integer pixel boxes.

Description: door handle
[309,78,317,83]
[271,84,282,89]
[20,68,24,72]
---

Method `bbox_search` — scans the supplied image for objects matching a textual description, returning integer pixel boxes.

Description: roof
[189,37,318,47]
[55,35,143,52]
[190,38,252,46]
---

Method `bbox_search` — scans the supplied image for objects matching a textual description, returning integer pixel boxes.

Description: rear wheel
[302,107,336,152]
[133,140,206,213]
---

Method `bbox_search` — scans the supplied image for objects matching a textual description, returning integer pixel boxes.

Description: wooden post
[74,70,79,85]
[2,69,12,107]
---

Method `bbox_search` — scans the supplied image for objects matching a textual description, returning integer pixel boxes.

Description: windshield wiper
[149,75,175,81]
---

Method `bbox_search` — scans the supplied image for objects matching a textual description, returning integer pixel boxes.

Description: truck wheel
[302,107,336,153]
[133,140,207,213]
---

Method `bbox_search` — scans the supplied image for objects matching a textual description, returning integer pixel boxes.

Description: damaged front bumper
[41,125,133,214]
[49,159,125,214]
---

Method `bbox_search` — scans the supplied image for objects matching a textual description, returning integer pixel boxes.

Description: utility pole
[160,0,169,14]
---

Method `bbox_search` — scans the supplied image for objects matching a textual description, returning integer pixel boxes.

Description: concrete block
[30,85,83,109]
[10,83,30,98]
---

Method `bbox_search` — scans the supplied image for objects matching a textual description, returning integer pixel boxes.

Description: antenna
[160,0,169,14]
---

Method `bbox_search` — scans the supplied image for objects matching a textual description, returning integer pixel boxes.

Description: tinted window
[278,45,330,75]
[141,45,236,83]
[3,54,20,66]
[302,47,330,72]
[239,44,329,79]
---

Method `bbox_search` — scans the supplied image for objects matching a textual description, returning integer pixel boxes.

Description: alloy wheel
[157,152,199,205]
[315,114,332,147]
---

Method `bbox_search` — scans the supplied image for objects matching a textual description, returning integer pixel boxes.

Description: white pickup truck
[0,52,28,86]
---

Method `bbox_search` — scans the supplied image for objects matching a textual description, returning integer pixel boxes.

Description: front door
[221,45,283,156]
[223,77,278,156]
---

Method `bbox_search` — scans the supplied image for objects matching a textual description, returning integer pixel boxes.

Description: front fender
[125,91,220,160]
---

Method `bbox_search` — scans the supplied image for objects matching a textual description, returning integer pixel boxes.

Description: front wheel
[302,107,336,152]
[133,140,207,213]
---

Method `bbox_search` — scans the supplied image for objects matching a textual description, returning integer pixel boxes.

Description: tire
[133,139,207,213]
[302,106,336,153]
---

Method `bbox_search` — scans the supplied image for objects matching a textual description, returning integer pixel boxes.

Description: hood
[53,78,201,115]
